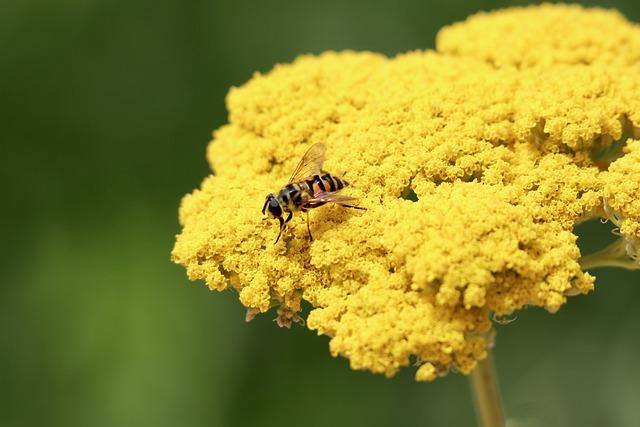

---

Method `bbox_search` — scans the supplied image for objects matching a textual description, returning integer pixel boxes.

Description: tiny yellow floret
[172,4,640,381]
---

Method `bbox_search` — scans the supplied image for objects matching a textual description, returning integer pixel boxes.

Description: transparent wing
[288,143,326,183]
[305,191,362,207]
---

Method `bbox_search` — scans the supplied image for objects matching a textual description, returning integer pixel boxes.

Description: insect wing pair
[287,143,361,208]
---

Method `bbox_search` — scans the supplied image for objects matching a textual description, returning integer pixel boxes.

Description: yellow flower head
[601,140,640,266]
[172,4,640,380]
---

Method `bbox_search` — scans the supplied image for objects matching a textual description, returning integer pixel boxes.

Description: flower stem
[579,238,640,270]
[470,349,505,427]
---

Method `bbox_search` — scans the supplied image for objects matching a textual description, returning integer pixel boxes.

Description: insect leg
[339,204,367,210]
[305,211,313,241]
[275,217,285,244]
[275,213,294,244]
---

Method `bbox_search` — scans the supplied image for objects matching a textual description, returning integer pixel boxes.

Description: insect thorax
[277,183,310,211]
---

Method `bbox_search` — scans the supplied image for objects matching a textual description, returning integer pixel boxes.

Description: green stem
[579,238,640,271]
[470,348,506,427]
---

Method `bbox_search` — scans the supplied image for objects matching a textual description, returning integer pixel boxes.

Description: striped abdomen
[276,174,349,212]
[304,173,348,195]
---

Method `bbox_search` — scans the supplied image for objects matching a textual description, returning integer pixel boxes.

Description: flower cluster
[172,4,640,380]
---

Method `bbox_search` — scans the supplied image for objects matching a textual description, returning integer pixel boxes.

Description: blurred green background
[2,0,639,426]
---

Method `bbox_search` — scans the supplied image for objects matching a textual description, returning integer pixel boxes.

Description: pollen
[172,4,640,381]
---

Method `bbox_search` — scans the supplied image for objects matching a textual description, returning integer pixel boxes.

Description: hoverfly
[262,143,365,243]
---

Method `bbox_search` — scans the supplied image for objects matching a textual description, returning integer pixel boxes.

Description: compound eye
[268,199,282,217]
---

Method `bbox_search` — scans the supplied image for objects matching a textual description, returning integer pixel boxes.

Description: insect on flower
[261,143,365,243]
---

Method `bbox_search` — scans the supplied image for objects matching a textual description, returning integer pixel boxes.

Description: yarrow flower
[583,140,640,270]
[172,4,640,381]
